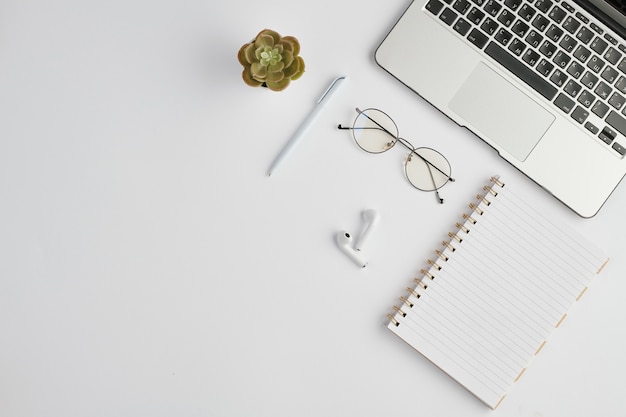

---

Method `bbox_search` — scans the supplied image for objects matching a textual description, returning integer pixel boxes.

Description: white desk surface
[1,1,624,415]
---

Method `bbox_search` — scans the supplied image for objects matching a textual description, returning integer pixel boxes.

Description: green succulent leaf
[267,70,284,83]
[268,61,285,73]
[237,45,249,66]
[266,78,290,91]
[281,36,300,55]
[282,50,294,68]
[291,57,305,80]
[243,43,256,64]
[242,68,263,87]
[251,62,267,79]
[259,29,281,45]
[255,33,275,49]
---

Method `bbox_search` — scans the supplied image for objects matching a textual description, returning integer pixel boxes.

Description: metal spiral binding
[435,249,449,261]
[469,202,484,215]
[407,286,422,297]
[455,222,470,234]
[387,176,506,328]
[490,176,505,188]
[462,213,477,224]
[448,231,463,243]
[442,240,456,252]
[427,259,442,270]
[420,269,435,280]
[476,193,491,205]
[413,277,428,289]
[483,185,499,196]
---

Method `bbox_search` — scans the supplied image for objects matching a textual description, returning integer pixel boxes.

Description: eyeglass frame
[338,107,455,203]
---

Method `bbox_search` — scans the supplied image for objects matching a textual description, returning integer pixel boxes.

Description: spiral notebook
[387,176,609,409]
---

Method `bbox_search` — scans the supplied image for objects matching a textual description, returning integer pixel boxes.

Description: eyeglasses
[338,107,455,203]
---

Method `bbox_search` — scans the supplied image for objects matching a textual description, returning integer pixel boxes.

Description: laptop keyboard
[425,0,626,157]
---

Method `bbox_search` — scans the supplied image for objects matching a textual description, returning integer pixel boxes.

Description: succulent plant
[237,29,305,92]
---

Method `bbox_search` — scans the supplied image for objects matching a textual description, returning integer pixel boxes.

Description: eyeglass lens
[351,108,398,154]
[350,108,452,192]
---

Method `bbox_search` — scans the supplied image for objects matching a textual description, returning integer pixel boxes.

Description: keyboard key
[590,23,604,34]
[545,24,564,42]
[587,55,605,73]
[468,7,485,24]
[604,47,622,65]
[483,0,502,16]
[571,106,589,123]
[495,28,513,46]
[467,28,489,48]
[539,40,557,58]
[595,81,613,100]
[564,79,582,97]
[440,7,459,25]
[481,18,499,35]
[575,12,589,24]
[553,51,571,68]
[615,76,626,94]
[497,9,514,26]
[504,0,522,11]
[453,18,472,35]
[576,27,595,44]
[561,1,575,13]
[550,69,568,87]
[525,30,543,48]
[608,92,626,110]
[470,0,485,5]
[618,58,626,74]
[567,61,584,78]
[599,126,616,144]
[604,33,618,45]
[555,93,575,112]
[592,101,610,118]
[511,20,530,37]
[559,35,578,53]
[531,15,550,32]
[426,0,445,14]
[612,142,626,156]
[535,0,553,14]
[485,42,558,100]
[522,49,541,66]
[508,38,526,55]
[453,0,472,13]
[606,113,626,137]
[518,4,536,21]
[563,16,581,34]
[601,66,618,84]
[577,90,595,107]
[590,37,609,54]
[585,121,599,134]
[581,71,599,88]
[548,6,566,24]
[573,45,591,63]
[537,58,555,76]
[443,0,454,4]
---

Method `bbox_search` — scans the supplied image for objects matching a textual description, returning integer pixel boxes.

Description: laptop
[376,0,626,217]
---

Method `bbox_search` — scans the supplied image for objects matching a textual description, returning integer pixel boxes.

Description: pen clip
[317,76,347,104]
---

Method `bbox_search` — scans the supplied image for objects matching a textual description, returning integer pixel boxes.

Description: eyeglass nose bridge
[396,137,415,153]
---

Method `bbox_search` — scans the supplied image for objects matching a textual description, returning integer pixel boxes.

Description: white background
[0,0,624,415]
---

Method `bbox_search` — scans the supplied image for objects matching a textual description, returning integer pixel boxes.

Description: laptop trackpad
[449,62,554,161]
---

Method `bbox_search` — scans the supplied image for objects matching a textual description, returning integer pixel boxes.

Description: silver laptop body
[376,0,626,217]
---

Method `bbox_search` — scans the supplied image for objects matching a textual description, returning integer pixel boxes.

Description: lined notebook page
[387,176,608,409]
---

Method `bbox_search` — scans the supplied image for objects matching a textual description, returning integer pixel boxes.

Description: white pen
[267,76,348,176]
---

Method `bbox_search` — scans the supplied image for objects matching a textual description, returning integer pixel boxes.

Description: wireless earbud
[355,209,380,252]
[336,231,368,268]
